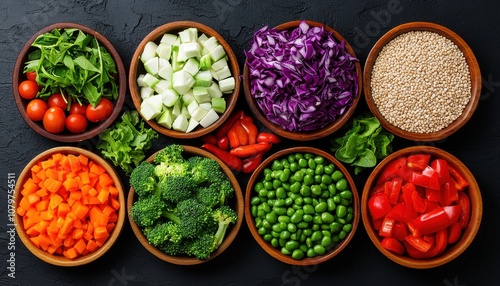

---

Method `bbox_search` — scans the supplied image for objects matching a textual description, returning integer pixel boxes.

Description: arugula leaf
[97,111,158,175]
[331,114,394,175]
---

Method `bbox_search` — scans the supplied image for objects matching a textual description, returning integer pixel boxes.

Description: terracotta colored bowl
[13,22,126,142]
[363,22,481,142]
[13,147,126,266]
[243,20,362,141]
[245,147,359,265]
[129,21,240,139]
[361,146,482,269]
[127,145,244,265]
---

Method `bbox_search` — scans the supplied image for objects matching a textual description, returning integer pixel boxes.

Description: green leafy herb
[97,111,158,175]
[24,28,118,107]
[331,114,394,175]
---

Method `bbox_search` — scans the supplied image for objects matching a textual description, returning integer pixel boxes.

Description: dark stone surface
[1,0,499,285]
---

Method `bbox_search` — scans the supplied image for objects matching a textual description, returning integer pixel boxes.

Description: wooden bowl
[243,20,362,141]
[127,145,244,265]
[363,22,481,142]
[13,146,126,266]
[361,146,482,269]
[245,147,359,265]
[129,21,240,139]
[12,22,126,142]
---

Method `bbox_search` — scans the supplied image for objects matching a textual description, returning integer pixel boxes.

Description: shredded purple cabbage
[245,21,359,132]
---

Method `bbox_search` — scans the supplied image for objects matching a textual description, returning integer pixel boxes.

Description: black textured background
[1,0,499,285]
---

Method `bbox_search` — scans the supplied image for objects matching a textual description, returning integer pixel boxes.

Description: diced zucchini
[158,58,173,80]
[198,33,209,44]
[179,42,202,59]
[199,54,212,71]
[157,108,174,129]
[161,88,179,107]
[182,58,200,76]
[186,117,199,133]
[137,74,147,87]
[177,44,187,62]
[202,36,219,52]
[181,90,195,106]
[140,86,154,100]
[200,109,220,128]
[219,77,235,93]
[187,100,199,115]
[180,104,191,119]
[179,28,198,43]
[191,106,208,122]
[172,114,189,132]
[144,57,159,76]
[140,94,163,120]
[211,58,228,71]
[211,97,226,113]
[171,47,184,71]
[156,43,172,61]
[193,86,210,103]
[154,80,171,94]
[142,73,160,88]
[207,82,223,98]
[172,100,182,118]
[199,102,212,111]
[172,71,195,95]
[216,66,231,80]
[210,68,219,81]
[160,33,178,45]
[194,70,212,87]
[141,41,158,63]
[209,45,226,62]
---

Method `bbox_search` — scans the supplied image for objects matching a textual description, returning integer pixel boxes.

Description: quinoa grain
[370,31,471,133]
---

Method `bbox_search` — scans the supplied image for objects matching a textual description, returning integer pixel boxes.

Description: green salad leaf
[331,114,394,175]
[24,28,118,107]
[97,111,158,175]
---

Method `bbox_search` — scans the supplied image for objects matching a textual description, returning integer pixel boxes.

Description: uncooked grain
[370,31,471,133]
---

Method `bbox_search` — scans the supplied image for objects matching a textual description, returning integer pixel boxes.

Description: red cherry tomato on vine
[26,99,48,121]
[69,103,88,116]
[18,80,39,99]
[26,71,37,82]
[47,93,68,110]
[86,98,114,123]
[66,114,88,133]
[43,107,66,134]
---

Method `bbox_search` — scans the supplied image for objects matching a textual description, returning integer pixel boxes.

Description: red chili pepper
[381,237,404,255]
[407,205,461,237]
[201,143,242,171]
[229,142,271,158]
[233,122,249,146]
[227,122,241,149]
[240,116,258,144]
[201,134,218,145]
[241,152,264,174]
[404,229,447,258]
[217,136,230,151]
[447,164,469,191]
[215,110,244,139]
[256,132,281,144]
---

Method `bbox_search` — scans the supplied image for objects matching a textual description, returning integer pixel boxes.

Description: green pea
[299,244,308,253]
[338,230,347,240]
[313,245,326,255]
[321,212,334,224]
[286,207,295,216]
[300,185,311,196]
[312,224,320,231]
[265,212,277,224]
[285,240,299,251]
[336,205,347,218]
[298,158,308,168]
[276,207,287,216]
[312,215,323,225]
[321,230,331,237]
[288,223,297,233]
[340,198,350,206]
[337,217,346,225]
[280,230,291,240]
[323,165,334,175]
[263,181,273,191]
[331,170,344,181]
[308,158,317,169]
[263,233,273,242]
[304,153,313,159]
[306,248,316,258]
[294,196,304,206]
[255,218,262,228]
[254,182,265,192]
[264,168,272,175]
[290,212,303,224]
[311,185,322,196]
[333,194,341,204]
[348,206,354,214]
[280,169,291,182]
[271,231,280,238]
[272,179,282,189]
[315,202,327,213]
[336,178,348,191]
[328,184,337,195]
[346,213,354,223]
[305,168,315,176]
[303,174,314,186]
[257,209,265,218]
[330,222,342,233]
[303,197,313,205]
[281,159,290,169]
[262,202,271,213]
[295,153,304,160]
[321,224,330,230]
[297,222,309,229]
[251,197,261,205]
[340,190,352,199]
[292,249,305,260]
[290,233,298,241]
[281,247,292,256]
[251,205,258,217]
[272,160,284,171]
[327,198,336,211]
[332,235,340,243]
[272,223,282,232]
[290,162,299,172]
[321,174,332,185]
[290,182,301,193]
[300,233,307,242]
[258,227,267,235]
[315,164,324,175]
[321,190,330,198]
[262,220,271,230]
[274,198,285,207]
[271,238,279,248]
[264,173,272,182]
[306,237,313,248]
[321,236,333,248]
[278,215,290,224]
[293,171,304,182]
[343,224,353,233]
[303,228,313,236]
[303,204,314,214]
[258,189,268,198]
[285,197,294,206]
[303,214,313,222]
[314,175,322,184]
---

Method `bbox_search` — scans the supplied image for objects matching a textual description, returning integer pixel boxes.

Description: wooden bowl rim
[243,20,362,141]
[13,146,126,266]
[245,146,359,265]
[363,21,482,142]
[127,145,244,265]
[128,21,241,139]
[12,22,127,142]
[361,145,483,269]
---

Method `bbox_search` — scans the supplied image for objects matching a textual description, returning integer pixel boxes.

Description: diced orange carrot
[97,188,109,204]
[74,204,90,220]
[79,171,90,186]
[36,188,49,198]
[83,232,93,241]
[106,223,115,233]
[67,212,77,220]
[57,170,69,182]
[27,193,40,206]
[110,197,120,211]
[95,236,109,247]
[88,172,99,188]
[44,168,58,180]
[90,163,105,175]
[86,239,98,252]
[69,190,82,201]
[30,236,40,248]
[47,245,58,255]
[52,236,64,248]
[41,159,56,170]
[31,164,43,174]
[68,154,82,173]
[33,220,49,234]
[26,225,40,237]
[59,156,70,171]
[52,153,63,165]
[72,228,84,240]
[108,186,119,198]
[40,209,54,221]
[63,247,79,259]
[63,177,79,192]
[49,194,63,210]
[35,199,49,212]
[56,217,65,228]
[88,188,98,197]
[22,180,39,196]
[108,213,118,223]
[74,238,87,254]
[38,233,51,251]
[63,235,74,248]
[47,220,59,234]
[81,185,93,196]
[98,173,114,187]
[57,203,71,217]
[17,207,26,217]
[78,154,89,166]
[44,178,62,193]
[60,216,74,235]
[35,170,46,183]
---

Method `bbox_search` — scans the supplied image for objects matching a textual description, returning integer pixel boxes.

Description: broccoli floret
[157,176,196,203]
[130,161,157,197]
[186,233,216,260]
[212,179,235,207]
[130,195,165,228]
[196,186,222,208]
[159,240,188,256]
[153,144,185,165]
[188,156,224,185]
[146,221,182,247]
[213,206,238,249]
[154,161,190,178]
[176,198,217,239]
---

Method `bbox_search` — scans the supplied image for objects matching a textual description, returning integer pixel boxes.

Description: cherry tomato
[26,71,37,82]
[66,114,88,133]
[26,99,48,121]
[69,102,88,116]
[86,98,113,123]
[47,93,68,110]
[43,107,66,134]
[18,80,39,99]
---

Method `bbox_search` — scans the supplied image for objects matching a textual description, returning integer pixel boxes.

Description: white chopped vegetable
[211,58,228,71]
[140,87,154,99]
[160,33,178,45]
[209,45,226,62]
[201,36,219,52]
[142,73,160,88]
[219,77,235,93]
[156,44,172,61]
[141,41,158,62]
[144,57,159,76]
[157,108,174,129]
[154,80,171,94]
[179,42,202,59]
[215,66,231,80]
[181,90,195,106]
[140,94,163,120]
[211,97,226,113]
[172,114,189,132]
[207,82,223,98]
[137,74,147,87]
[172,71,195,95]
[193,86,210,103]
[194,70,212,87]
[183,58,200,76]
[158,58,173,80]
[199,109,219,128]
[187,100,199,115]
[191,106,208,122]
[186,117,199,133]
[172,100,182,118]
[161,88,179,107]
[199,54,212,71]
[199,102,212,111]
[198,33,209,44]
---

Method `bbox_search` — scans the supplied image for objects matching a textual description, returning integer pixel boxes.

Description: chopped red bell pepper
[457,192,471,229]
[401,182,416,209]
[368,193,392,220]
[411,191,426,213]
[388,178,403,205]
[410,172,430,188]
[430,159,450,184]
[377,157,406,184]
[386,204,417,223]
[379,216,395,238]
[424,199,440,213]
[404,234,434,253]
[406,154,431,172]
[392,221,409,241]
[448,164,469,191]
[425,188,442,203]
[442,179,459,206]
[447,222,462,244]
[407,205,461,236]
[381,237,405,255]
